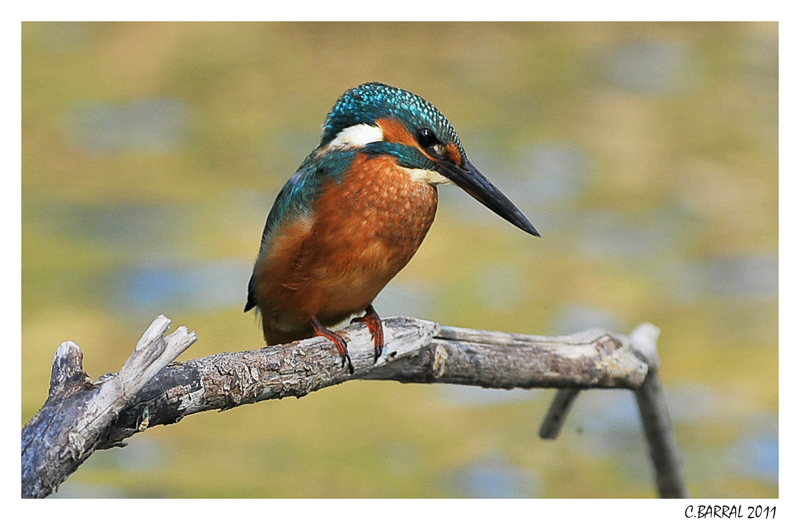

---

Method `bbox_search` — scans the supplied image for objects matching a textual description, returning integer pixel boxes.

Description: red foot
[310,316,353,374]
[351,305,384,362]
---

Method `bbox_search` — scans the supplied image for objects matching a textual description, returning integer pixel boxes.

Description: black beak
[437,158,540,237]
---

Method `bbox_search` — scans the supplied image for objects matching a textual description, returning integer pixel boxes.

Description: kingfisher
[245,82,539,373]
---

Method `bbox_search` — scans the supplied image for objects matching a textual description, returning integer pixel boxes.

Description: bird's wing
[244,149,357,312]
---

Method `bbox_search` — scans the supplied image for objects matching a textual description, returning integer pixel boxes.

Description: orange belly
[252,154,438,344]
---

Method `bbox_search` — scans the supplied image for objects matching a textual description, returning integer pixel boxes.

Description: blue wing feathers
[244,149,357,311]
[258,149,356,253]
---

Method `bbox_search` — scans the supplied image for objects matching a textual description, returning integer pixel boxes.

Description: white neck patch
[404,167,453,185]
[322,123,384,151]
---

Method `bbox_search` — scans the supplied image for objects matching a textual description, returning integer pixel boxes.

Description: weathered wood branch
[630,323,688,498]
[21,316,197,499]
[21,314,685,498]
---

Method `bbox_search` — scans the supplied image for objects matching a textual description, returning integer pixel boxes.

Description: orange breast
[253,154,438,343]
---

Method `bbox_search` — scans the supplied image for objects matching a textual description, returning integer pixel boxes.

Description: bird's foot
[351,304,384,362]
[310,316,353,374]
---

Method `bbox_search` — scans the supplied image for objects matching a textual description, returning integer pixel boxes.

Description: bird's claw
[352,305,384,364]
[342,351,354,374]
[311,316,354,375]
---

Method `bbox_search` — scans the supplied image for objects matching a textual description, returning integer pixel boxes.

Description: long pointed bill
[437,158,540,237]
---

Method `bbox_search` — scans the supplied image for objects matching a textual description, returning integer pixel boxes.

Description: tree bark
[21,314,685,498]
[21,316,196,499]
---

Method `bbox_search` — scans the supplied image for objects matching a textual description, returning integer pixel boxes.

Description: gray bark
[21,315,685,498]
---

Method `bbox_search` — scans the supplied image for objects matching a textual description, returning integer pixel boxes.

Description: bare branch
[21,315,685,498]
[21,316,197,499]
[364,324,648,389]
[538,389,582,440]
[630,323,688,498]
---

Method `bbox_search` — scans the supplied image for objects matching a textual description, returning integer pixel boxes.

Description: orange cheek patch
[445,143,463,166]
[376,118,417,147]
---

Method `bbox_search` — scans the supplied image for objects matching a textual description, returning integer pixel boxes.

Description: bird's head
[317,82,539,237]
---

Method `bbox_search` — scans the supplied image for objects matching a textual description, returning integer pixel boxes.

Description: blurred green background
[21,22,778,498]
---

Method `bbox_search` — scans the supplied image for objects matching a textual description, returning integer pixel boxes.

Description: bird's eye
[416,128,438,149]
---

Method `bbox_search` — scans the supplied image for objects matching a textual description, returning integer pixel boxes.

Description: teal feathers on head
[320,83,465,158]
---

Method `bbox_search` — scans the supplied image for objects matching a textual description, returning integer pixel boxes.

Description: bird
[245,82,539,373]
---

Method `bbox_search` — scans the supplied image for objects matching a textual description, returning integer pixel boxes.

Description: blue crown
[319,82,464,157]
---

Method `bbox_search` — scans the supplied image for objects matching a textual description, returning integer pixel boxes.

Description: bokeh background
[21,22,778,498]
